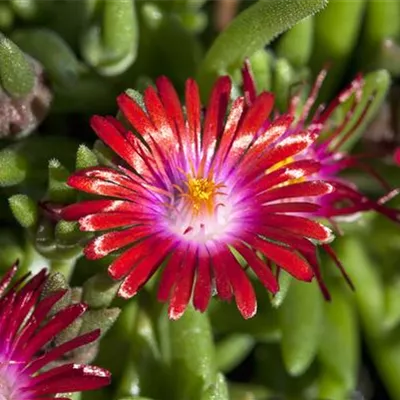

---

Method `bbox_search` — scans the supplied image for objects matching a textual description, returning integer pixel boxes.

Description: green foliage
[0,32,34,96]
[8,193,37,228]
[197,0,328,98]
[0,149,27,186]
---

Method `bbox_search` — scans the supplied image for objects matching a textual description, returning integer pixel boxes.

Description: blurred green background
[1,0,400,399]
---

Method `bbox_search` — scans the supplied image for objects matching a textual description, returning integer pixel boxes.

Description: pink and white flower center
[0,361,27,400]
[167,175,237,243]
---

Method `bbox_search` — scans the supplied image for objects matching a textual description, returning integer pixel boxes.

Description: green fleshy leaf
[55,220,87,245]
[82,272,120,309]
[47,158,75,203]
[12,28,82,87]
[93,139,116,167]
[215,334,254,373]
[81,0,138,76]
[209,281,280,341]
[41,271,71,315]
[247,49,274,92]
[10,0,38,20]
[170,306,216,399]
[383,277,400,331]
[76,144,98,170]
[318,283,359,392]
[228,383,272,400]
[0,230,25,271]
[337,237,385,337]
[278,279,323,376]
[0,149,27,187]
[310,0,366,100]
[318,371,349,400]
[125,88,146,110]
[197,0,327,98]
[200,373,229,400]
[8,194,38,228]
[271,269,292,308]
[117,398,155,400]
[359,0,400,69]
[380,39,400,77]
[123,306,166,399]
[273,58,295,112]
[141,3,163,30]
[95,300,138,380]
[0,32,34,97]
[0,4,14,31]
[276,17,314,68]
[367,330,400,400]
[80,308,121,338]
[179,11,207,34]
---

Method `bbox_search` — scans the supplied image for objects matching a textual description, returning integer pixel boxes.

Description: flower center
[184,177,222,215]
[0,361,28,400]
[167,174,235,242]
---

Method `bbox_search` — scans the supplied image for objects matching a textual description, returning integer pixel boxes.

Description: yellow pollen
[183,177,224,214]
[266,156,295,174]
[266,156,305,188]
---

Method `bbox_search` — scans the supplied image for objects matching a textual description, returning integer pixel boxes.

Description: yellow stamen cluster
[182,177,225,215]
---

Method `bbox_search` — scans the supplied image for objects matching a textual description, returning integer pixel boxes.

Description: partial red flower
[62,75,339,319]
[0,261,110,400]
[242,61,400,225]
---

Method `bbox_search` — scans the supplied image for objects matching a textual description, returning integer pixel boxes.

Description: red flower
[62,75,338,319]
[242,61,400,225]
[0,262,110,399]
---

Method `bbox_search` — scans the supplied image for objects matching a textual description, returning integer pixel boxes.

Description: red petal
[62,199,136,221]
[202,76,231,155]
[117,92,156,142]
[251,159,320,192]
[85,225,157,260]
[79,212,153,231]
[252,130,318,175]
[0,262,18,297]
[185,79,201,159]
[168,244,197,320]
[261,202,321,214]
[210,248,232,301]
[23,304,87,360]
[216,245,257,319]
[91,115,135,167]
[225,92,275,169]
[241,60,257,105]
[193,253,212,312]
[27,363,110,395]
[156,76,186,147]
[245,114,294,160]
[260,214,332,241]
[25,330,100,374]
[108,234,162,279]
[212,97,245,168]
[235,243,279,293]
[118,237,175,298]
[67,175,136,201]
[157,246,186,302]
[258,181,334,204]
[248,236,314,281]
[144,86,176,151]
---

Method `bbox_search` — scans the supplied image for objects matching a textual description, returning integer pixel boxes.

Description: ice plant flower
[242,61,400,225]
[0,261,111,400]
[62,75,338,319]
